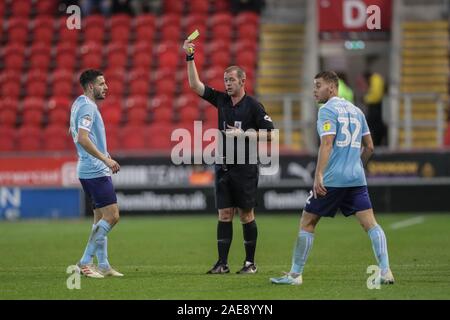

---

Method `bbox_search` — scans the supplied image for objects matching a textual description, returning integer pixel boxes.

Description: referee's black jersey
[201,85,275,163]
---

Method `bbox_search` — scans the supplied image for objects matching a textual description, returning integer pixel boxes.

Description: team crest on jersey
[323,121,331,131]
[264,115,272,122]
[81,116,92,127]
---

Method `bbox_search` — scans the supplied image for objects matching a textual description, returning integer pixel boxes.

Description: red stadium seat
[233,39,258,54]
[146,123,176,150]
[211,24,233,42]
[179,106,201,123]
[84,25,105,43]
[111,14,131,27]
[189,0,209,15]
[126,96,148,109]
[135,14,156,29]
[7,18,29,43]
[157,51,179,70]
[50,70,73,85]
[208,13,232,27]
[129,68,151,82]
[48,96,72,112]
[17,125,42,151]
[107,50,128,69]
[1,82,22,100]
[235,51,256,69]
[81,54,103,69]
[35,0,56,16]
[203,106,219,123]
[51,81,74,97]
[163,0,184,14]
[55,53,77,70]
[155,79,177,96]
[127,107,148,125]
[48,107,69,125]
[32,18,54,44]
[100,104,122,126]
[236,12,260,26]
[30,54,51,71]
[0,127,15,151]
[4,53,25,71]
[204,66,225,82]
[174,94,199,110]
[26,70,47,86]
[0,108,17,127]
[58,17,80,44]
[237,24,259,41]
[210,51,231,69]
[22,109,43,126]
[161,24,181,42]
[129,79,150,96]
[107,79,125,98]
[160,13,182,29]
[152,107,173,123]
[120,125,146,150]
[205,39,230,56]
[23,98,46,111]
[150,94,173,109]
[0,70,21,86]
[84,15,105,28]
[133,51,152,69]
[105,124,120,152]
[26,80,48,98]
[0,99,19,112]
[184,14,207,32]
[214,0,230,12]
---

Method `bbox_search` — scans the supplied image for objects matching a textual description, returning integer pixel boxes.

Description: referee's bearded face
[224,71,245,97]
[92,76,108,100]
[313,78,333,104]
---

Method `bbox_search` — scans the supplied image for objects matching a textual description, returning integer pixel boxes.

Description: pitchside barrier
[0,151,449,219]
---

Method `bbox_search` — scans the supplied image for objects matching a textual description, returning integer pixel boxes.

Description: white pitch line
[390,216,425,230]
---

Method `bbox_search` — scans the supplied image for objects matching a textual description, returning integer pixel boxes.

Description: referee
[183,39,275,274]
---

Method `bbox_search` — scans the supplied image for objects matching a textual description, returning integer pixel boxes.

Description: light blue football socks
[290,230,314,275]
[368,224,390,273]
[80,223,98,265]
[95,219,112,270]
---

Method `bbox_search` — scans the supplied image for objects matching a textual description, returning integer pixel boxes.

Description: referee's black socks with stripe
[243,220,258,263]
[217,221,233,265]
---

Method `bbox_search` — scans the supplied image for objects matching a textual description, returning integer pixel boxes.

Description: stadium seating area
[0,0,261,153]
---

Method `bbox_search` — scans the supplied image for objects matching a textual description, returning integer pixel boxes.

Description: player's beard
[94,88,106,100]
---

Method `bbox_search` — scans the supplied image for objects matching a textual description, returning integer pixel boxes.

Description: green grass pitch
[1,213,449,300]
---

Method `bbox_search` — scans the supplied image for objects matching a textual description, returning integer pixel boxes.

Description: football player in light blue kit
[270,71,394,286]
[70,69,123,278]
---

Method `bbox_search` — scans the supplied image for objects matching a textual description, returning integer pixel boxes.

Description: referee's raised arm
[183,39,205,96]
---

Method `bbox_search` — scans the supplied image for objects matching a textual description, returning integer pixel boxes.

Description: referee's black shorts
[214,164,259,210]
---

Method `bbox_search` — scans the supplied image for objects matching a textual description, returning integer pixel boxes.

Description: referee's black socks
[217,221,233,265]
[243,220,258,263]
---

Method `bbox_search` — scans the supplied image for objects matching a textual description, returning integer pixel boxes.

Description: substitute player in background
[70,69,123,278]
[183,38,274,274]
[270,71,394,286]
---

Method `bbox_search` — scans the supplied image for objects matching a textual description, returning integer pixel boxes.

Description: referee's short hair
[80,69,103,89]
[225,66,246,80]
[315,71,339,89]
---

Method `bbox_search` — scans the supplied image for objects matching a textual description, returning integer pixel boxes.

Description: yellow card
[187,29,200,41]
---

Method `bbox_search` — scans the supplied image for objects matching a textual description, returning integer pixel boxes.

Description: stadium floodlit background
[0,0,449,300]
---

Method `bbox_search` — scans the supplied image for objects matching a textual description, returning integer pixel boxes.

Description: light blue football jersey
[69,95,110,179]
[317,96,370,187]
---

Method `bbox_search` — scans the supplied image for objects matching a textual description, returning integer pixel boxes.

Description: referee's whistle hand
[183,40,195,55]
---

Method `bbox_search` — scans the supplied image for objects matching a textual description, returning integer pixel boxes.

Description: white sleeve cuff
[320,132,336,137]
[362,131,371,136]
[78,126,91,132]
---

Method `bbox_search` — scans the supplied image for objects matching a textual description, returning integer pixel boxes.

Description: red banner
[319,0,392,32]
[0,157,78,186]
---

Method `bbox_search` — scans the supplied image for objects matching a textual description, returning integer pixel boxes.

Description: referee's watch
[186,53,194,61]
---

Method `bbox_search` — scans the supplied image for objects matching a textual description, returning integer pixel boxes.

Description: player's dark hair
[79,69,103,89]
[225,66,246,80]
[315,71,339,88]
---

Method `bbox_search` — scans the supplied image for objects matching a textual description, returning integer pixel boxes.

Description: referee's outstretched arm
[183,39,205,96]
